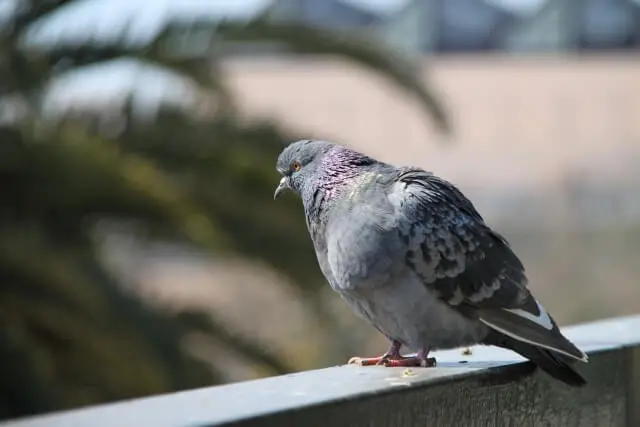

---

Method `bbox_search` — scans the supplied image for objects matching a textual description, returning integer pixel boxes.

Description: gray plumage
[274,139,588,387]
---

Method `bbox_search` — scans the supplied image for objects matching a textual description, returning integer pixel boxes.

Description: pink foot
[382,355,437,367]
[349,345,436,367]
[348,355,395,366]
[348,340,403,366]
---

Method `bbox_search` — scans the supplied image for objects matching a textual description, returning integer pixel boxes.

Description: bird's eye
[291,161,301,172]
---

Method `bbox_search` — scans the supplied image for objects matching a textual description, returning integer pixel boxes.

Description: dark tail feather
[484,332,587,387]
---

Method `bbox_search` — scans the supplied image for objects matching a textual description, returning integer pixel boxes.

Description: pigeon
[274,139,588,387]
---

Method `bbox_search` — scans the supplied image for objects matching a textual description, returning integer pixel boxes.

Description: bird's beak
[273,177,290,200]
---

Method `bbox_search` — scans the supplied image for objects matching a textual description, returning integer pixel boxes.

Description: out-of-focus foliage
[0,0,449,421]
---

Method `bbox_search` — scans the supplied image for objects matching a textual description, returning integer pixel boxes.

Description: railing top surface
[3,314,640,427]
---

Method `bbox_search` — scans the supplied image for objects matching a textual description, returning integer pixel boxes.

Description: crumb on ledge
[402,368,416,377]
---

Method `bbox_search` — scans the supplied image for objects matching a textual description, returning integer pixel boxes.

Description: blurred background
[1,0,639,421]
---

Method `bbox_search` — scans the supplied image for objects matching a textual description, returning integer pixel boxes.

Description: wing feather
[393,168,587,362]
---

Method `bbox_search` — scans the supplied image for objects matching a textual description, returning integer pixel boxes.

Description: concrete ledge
[3,315,640,427]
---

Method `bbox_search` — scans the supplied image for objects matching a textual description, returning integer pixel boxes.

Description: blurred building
[26,0,640,54]
[265,0,384,28]
[260,0,640,54]
[502,0,640,52]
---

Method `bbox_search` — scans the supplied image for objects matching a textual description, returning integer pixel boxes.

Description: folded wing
[392,168,587,362]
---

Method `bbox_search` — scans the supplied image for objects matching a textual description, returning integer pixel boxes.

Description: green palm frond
[0,1,81,96]
[160,18,451,134]
[0,228,207,413]
[0,227,108,318]
[11,1,79,34]
[15,122,230,249]
[40,41,235,112]
[222,20,451,133]
[15,12,449,132]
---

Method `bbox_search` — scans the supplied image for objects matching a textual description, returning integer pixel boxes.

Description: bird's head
[273,139,334,200]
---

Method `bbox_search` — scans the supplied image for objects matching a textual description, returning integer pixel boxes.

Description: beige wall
[224,54,640,193]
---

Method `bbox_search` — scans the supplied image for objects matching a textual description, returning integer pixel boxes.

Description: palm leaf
[15,121,231,250]
[28,15,450,133]
[210,19,449,134]
[38,42,235,112]
[11,1,80,35]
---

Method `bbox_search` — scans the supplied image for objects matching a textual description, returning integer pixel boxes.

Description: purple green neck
[315,146,374,191]
[301,146,374,221]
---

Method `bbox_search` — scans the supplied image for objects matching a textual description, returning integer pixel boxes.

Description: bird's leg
[348,340,403,366]
[381,347,437,368]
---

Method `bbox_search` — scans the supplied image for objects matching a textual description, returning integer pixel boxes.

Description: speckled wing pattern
[392,168,587,361]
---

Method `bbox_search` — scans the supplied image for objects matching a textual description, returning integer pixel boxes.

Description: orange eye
[291,161,301,172]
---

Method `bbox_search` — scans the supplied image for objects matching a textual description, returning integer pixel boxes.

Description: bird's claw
[348,355,393,366]
[348,356,366,365]
[348,355,436,368]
